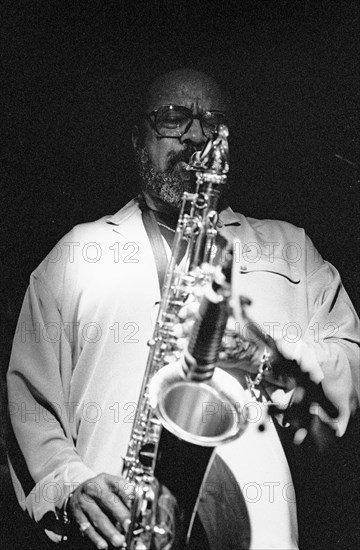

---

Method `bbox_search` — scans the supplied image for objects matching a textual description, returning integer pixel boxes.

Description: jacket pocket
[238,257,301,284]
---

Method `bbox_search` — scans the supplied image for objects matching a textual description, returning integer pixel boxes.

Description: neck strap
[138,194,169,293]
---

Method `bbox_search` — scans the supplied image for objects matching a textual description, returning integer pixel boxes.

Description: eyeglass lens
[155,106,226,137]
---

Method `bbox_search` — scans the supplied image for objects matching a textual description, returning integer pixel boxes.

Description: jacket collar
[106,198,242,228]
[105,198,139,226]
[218,206,242,227]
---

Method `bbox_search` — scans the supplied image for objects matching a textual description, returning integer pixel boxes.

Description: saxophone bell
[149,361,247,448]
[149,255,247,447]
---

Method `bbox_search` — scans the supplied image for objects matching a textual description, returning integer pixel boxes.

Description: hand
[229,296,339,447]
[173,264,220,347]
[67,473,131,549]
[236,313,340,448]
[269,365,339,450]
[173,299,199,349]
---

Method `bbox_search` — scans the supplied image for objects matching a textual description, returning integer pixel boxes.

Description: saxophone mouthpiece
[186,137,213,171]
[186,125,229,174]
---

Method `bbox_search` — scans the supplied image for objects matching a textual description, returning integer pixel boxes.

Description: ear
[132,125,139,150]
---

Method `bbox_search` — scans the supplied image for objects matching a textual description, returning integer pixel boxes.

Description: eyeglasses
[145,105,227,138]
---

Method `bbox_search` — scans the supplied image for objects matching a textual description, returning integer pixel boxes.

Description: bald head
[144,68,229,114]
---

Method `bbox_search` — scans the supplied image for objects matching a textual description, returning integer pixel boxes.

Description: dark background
[1,1,359,548]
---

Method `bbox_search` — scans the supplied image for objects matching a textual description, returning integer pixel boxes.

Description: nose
[180,118,206,146]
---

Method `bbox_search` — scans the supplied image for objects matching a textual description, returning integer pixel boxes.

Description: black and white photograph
[1,1,359,549]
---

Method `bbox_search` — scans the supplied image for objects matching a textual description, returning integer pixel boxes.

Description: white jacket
[7,198,359,548]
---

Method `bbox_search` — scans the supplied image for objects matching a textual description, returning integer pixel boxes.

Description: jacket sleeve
[279,236,360,436]
[7,270,95,539]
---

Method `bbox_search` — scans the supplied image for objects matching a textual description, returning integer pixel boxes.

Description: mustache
[166,146,200,171]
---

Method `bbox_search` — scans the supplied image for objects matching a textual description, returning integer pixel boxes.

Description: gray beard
[135,147,194,209]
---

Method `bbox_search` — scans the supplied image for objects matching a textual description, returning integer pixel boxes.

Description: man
[7,69,359,550]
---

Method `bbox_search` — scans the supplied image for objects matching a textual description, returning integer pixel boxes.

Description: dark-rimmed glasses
[144,105,227,138]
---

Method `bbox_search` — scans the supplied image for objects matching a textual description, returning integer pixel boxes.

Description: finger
[173,318,195,339]
[80,501,126,549]
[308,414,336,452]
[175,337,188,350]
[98,476,132,528]
[71,506,109,550]
[80,522,108,550]
[172,323,185,339]
[310,384,339,419]
[293,427,308,446]
[182,318,196,336]
[178,301,199,320]
[72,477,130,547]
[81,474,131,527]
[281,401,312,434]
[292,386,306,404]
[309,402,338,428]
[200,262,217,277]
[89,510,126,548]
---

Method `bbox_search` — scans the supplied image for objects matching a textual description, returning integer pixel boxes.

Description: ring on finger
[79,521,91,536]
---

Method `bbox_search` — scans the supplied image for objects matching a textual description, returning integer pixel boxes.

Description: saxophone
[122,125,247,549]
